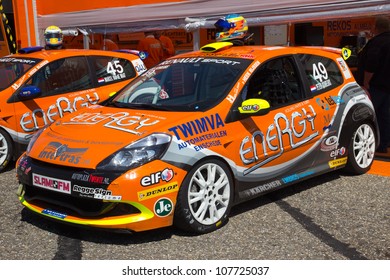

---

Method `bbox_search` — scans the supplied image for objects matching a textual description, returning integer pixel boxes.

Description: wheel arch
[338,103,379,150]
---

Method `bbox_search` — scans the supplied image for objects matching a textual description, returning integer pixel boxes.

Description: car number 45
[107,60,124,76]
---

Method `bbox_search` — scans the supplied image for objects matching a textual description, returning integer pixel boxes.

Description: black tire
[0,128,13,172]
[344,122,376,175]
[174,158,234,234]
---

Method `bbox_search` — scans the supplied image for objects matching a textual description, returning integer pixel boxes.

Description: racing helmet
[214,14,248,42]
[44,25,63,47]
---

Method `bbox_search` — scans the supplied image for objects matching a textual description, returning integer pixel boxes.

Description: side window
[244,56,303,109]
[298,54,343,95]
[27,56,92,97]
[93,56,136,86]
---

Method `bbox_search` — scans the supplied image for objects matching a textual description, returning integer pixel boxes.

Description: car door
[234,55,324,182]
[10,56,95,138]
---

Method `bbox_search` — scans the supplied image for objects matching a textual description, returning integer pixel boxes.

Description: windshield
[111,57,251,111]
[0,57,41,91]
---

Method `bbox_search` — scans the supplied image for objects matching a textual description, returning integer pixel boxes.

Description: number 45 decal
[107,60,124,76]
[312,62,328,82]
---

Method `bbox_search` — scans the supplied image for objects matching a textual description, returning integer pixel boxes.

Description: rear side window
[298,54,343,95]
[92,56,136,86]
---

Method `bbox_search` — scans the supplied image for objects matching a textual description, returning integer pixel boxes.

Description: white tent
[38,0,390,31]
[17,0,390,48]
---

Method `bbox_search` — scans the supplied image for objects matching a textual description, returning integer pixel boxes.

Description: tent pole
[193,29,200,51]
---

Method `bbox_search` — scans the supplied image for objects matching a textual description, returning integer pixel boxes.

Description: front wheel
[344,123,376,174]
[174,159,233,234]
[0,129,13,172]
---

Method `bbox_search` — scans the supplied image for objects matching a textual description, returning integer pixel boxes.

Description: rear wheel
[0,129,13,172]
[174,159,233,234]
[344,123,376,174]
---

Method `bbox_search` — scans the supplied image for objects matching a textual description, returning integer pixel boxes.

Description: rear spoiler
[302,46,352,60]
[113,49,148,60]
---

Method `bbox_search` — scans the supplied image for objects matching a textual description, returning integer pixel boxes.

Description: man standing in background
[137,31,164,68]
[359,16,390,154]
[154,31,175,60]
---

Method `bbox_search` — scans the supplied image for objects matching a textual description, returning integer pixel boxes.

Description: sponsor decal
[141,168,174,187]
[177,130,227,151]
[240,180,282,198]
[72,184,121,200]
[0,57,38,64]
[242,60,261,83]
[42,209,67,219]
[316,95,343,111]
[33,173,71,194]
[226,82,241,104]
[328,157,348,168]
[312,80,332,91]
[285,100,310,113]
[154,197,173,217]
[27,60,49,78]
[100,73,126,83]
[46,131,122,146]
[71,172,110,184]
[336,57,352,79]
[38,142,88,164]
[226,61,260,104]
[241,104,260,112]
[67,111,159,135]
[133,58,147,74]
[240,105,318,175]
[160,57,241,66]
[330,147,346,158]
[20,92,100,132]
[159,89,169,99]
[320,136,338,152]
[168,113,224,141]
[282,170,315,184]
[138,182,178,201]
[18,156,31,175]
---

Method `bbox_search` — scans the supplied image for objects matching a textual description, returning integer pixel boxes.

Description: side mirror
[238,98,270,115]
[18,85,42,100]
[226,98,271,123]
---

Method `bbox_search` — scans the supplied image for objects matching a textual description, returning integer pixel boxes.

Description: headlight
[26,128,46,154]
[97,133,171,172]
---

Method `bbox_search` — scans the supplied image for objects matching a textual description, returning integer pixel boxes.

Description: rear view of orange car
[0,47,146,171]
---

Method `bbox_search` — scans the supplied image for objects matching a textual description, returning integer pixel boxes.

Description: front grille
[23,184,140,218]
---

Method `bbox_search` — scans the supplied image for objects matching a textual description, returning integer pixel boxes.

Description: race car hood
[27,105,197,169]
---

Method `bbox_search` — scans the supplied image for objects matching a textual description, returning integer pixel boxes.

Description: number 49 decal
[107,60,124,76]
[312,62,328,82]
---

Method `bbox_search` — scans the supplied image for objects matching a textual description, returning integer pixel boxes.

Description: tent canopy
[36,0,390,34]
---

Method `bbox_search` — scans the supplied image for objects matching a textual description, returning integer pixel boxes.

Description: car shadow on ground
[19,169,345,247]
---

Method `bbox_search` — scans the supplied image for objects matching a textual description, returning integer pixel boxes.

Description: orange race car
[0,47,146,171]
[16,42,379,234]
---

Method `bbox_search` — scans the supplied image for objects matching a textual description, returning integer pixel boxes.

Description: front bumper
[16,155,177,232]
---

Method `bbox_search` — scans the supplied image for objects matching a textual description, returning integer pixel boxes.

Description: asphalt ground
[0,157,389,261]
